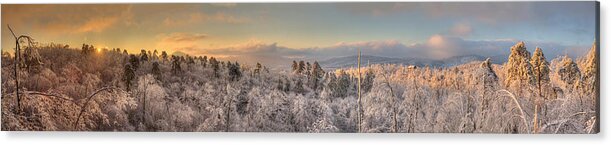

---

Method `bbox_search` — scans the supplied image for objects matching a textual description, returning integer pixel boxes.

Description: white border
[0,0,606,145]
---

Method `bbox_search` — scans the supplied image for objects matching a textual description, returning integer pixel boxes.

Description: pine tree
[152,61,161,80]
[504,41,535,87]
[254,62,262,76]
[228,61,242,81]
[479,58,498,112]
[81,44,95,55]
[309,61,324,90]
[531,47,550,99]
[161,51,168,62]
[292,60,298,73]
[140,49,149,61]
[558,55,581,91]
[332,70,350,98]
[480,58,498,84]
[129,54,140,70]
[362,69,375,93]
[148,50,153,59]
[171,55,182,75]
[306,62,312,76]
[210,57,220,78]
[122,64,135,91]
[153,50,158,60]
[202,56,208,67]
[297,61,305,74]
[582,41,598,94]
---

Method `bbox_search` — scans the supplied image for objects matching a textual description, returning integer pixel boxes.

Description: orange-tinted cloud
[1,4,132,34]
[163,12,250,27]
[76,16,120,33]
[161,32,208,42]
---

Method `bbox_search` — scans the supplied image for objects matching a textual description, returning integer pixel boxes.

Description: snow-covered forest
[0,41,598,133]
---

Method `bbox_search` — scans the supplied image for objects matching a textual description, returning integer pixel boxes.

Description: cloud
[163,12,250,27]
[76,16,120,33]
[2,4,132,34]
[336,2,595,26]
[449,22,473,37]
[160,33,208,42]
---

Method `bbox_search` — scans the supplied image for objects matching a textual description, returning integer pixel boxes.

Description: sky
[0,2,598,66]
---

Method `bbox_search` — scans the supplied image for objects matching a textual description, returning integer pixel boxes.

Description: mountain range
[319,54,508,69]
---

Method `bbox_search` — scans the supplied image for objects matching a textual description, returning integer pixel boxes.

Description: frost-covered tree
[171,55,182,75]
[201,56,208,67]
[331,70,351,98]
[557,56,581,91]
[309,61,324,90]
[504,41,535,87]
[362,69,375,94]
[129,54,140,70]
[582,42,598,95]
[228,61,242,81]
[160,51,168,62]
[152,50,159,60]
[254,62,262,76]
[297,61,305,74]
[152,62,161,80]
[210,57,220,78]
[122,64,135,91]
[305,62,312,76]
[81,44,95,55]
[140,49,149,62]
[292,60,298,73]
[531,47,550,99]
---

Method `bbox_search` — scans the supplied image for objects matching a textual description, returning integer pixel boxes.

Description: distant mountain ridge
[319,54,508,69]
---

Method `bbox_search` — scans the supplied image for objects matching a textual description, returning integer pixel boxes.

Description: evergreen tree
[228,61,242,81]
[81,44,95,55]
[306,62,312,76]
[362,69,375,93]
[292,60,298,73]
[122,64,135,91]
[504,41,535,87]
[254,62,262,76]
[531,47,550,99]
[309,61,324,90]
[298,61,305,74]
[140,49,149,61]
[129,54,140,70]
[582,41,598,94]
[202,56,208,67]
[171,55,182,75]
[210,57,220,78]
[152,61,161,80]
[332,70,350,98]
[161,51,168,62]
[558,56,581,91]
[153,50,159,60]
